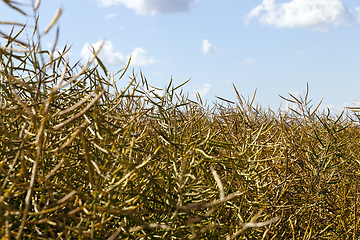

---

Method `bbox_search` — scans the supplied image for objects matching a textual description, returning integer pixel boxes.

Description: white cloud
[143,86,164,98]
[236,58,256,66]
[104,13,118,19]
[81,41,126,66]
[54,49,72,60]
[295,50,306,55]
[320,102,351,114]
[289,90,300,96]
[131,47,157,65]
[81,40,158,66]
[201,39,216,54]
[282,101,348,114]
[280,90,349,114]
[45,42,72,60]
[194,84,212,97]
[96,0,200,15]
[245,0,352,32]
[355,7,360,22]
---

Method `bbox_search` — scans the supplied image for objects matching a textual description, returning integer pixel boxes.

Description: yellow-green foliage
[1,1,360,239]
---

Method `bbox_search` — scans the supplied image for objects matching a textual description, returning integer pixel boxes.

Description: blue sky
[1,0,360,112]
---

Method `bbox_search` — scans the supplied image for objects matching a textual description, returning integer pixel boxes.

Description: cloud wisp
[236,58,256,66]
[295,50,306,55]
[245,0,352,32]
[104,13,118,19]
[96,0,200,15]
[81,40,158,66]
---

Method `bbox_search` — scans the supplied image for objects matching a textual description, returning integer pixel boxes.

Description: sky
[1,0,360,113]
